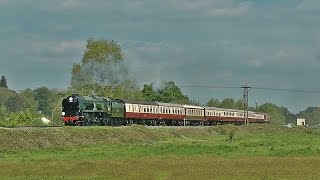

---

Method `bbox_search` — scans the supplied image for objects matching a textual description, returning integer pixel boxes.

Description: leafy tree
[142,84,160,102]
[77,80,144,102]
[297,107,320,125]
[71,38,126,89]
[280,107,297,124]
[33,86,53,115]
[257,103,285,125]
[5,95,26,112]
[141,81,191,104]
[206,98,220,107]
[157,81,190,104]
[0,76,8,88]
[113,80,144,100]
[236,99,244,110]
[0,108,43,127]
[220,98,236,109]
[189,99,201,106]
[70,63,84,89]
[82,38,123,64]
[20,88,38,116]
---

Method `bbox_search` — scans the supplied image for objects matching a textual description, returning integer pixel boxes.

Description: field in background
[1,125,320,179]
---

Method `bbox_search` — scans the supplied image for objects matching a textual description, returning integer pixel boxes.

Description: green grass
[1,124,320,179]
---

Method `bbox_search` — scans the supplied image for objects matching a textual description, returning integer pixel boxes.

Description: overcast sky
[1,0,320,113]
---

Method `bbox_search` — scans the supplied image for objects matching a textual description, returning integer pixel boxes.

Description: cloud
[297,0,320,12]
[2,0,320,112]
[13,39,86,62]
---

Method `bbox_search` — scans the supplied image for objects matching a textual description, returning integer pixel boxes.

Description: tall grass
[1,124,320,179]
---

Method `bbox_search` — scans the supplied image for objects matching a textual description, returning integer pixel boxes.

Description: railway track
[4,125,215,129]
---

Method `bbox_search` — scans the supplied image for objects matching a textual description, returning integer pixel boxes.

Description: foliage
[220,98,237,109]
[0,76,8,88]
[82,38,123,64]
[206,98,243,110]
[71,38,126,89]
[0,87,17,105]
[236,99,244,110]
[281,107,297,124]
[0,109,42,127]
[4,95,26,112]
[32,86,53,115]
[141,84,160,102]
[19,88,39,116]
[206,98,220,107]
[142,81,190,104]
[257,103,286,125]
[75,80,144,101]
[298,107,320,125]
[0,105,6,121]
[70,63,84,89]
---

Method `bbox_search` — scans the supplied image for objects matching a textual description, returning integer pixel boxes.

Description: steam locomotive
[61,94,269,126]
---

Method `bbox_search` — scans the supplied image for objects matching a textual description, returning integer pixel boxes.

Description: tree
[141,81,190,104]
[142,84,159,102]
[0,76,8,88]
[20,88,39,116]
[280,107,297,124]
[297,107,320,125]
[235,99,244,110]
[257,103,285,125]
[82,38,123,64]
[206,98,220,107]
[5,95,26,112]
[157,81,190,104]
[32,86,53,115]
[220,98,236,109]
[71,38,126,89]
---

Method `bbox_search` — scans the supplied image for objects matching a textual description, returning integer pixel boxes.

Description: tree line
[0,38,319,126]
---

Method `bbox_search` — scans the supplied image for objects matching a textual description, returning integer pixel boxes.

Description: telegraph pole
[242,85,251,125]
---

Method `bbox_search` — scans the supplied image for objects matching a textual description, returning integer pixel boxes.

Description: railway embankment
[0,124,313,151]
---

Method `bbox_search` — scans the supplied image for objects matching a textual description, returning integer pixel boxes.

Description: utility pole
[242,85,251,125]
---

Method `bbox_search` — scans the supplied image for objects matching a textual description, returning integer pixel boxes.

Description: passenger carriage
[124,100,159,125]
[158,103,186,125]
[183,105,205,125]
[204,106,267,124]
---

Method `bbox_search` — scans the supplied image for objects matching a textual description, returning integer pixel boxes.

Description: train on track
[61,94,269,126]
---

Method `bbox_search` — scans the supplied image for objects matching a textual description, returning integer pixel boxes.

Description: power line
[179,85,242,89]
[252,87,320,94]
[179,85,320,94]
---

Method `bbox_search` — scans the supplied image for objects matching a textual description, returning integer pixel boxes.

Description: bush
[0,109,43,127]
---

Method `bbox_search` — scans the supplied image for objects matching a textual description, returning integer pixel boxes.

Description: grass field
[0,125,320,179]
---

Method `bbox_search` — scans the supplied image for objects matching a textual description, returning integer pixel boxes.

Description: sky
[1,0,320,113]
